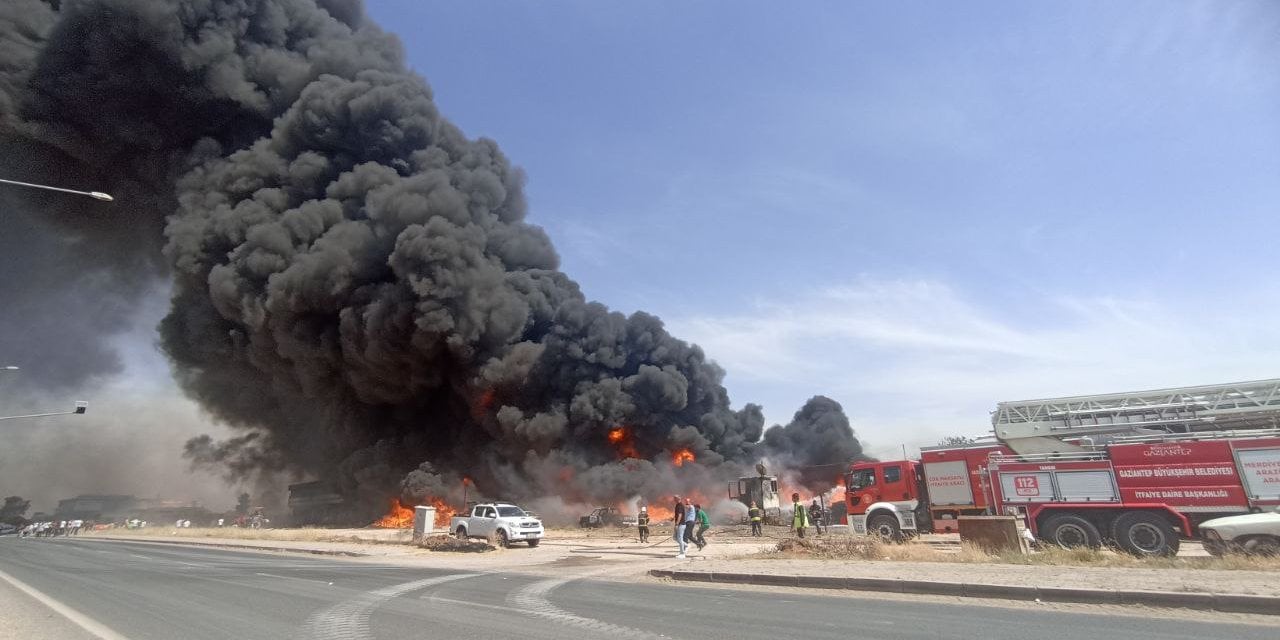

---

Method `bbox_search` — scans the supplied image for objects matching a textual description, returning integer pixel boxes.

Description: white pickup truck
[450,503,544,547]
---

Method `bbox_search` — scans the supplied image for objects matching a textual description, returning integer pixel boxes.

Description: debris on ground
[419,534,495,553]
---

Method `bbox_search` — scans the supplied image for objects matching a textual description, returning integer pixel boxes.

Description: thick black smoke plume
[1,0,868,522]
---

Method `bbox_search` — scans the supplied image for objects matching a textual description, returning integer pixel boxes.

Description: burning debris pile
[0,0,870,525]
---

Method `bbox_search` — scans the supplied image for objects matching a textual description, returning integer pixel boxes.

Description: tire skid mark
[507,572,666,639]
[301,573,478,640]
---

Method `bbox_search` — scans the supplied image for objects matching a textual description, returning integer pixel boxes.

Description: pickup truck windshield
[497,506,526,517]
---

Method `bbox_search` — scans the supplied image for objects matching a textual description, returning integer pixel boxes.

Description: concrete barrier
[1035,586,1120,605]
[962,583,1039,601]
[649,569,1280,615]
[958,516,1028,554]
[1213,594,1279,615]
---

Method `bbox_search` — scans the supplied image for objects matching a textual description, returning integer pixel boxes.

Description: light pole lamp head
[73,401,88,415]
[89,192,114,201]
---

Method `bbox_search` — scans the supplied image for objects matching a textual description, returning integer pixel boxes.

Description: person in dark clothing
[637,507,650,543]
[810,500,825,535]
[748,501,763,537]
[673,497,688,558]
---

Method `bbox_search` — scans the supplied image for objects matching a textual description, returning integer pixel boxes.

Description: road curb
[88,536,369,557]
[649,569,1280,615]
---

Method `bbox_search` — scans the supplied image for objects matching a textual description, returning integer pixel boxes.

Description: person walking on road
[748,501,763,537]
[637,506,650,543]
[673,496,688,558]
[809,500,825,535]
[790,493,810,538]
[694,504,710,550]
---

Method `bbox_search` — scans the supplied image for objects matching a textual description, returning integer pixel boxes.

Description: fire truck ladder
[990,378,1280,456]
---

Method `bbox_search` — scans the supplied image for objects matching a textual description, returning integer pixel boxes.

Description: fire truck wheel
[1111,511,1178,557]
[1040,514,1101,549]
[868,513,902,542]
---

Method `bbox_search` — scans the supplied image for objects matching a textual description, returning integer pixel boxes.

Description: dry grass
[764,537,1280,571]
[87,526,412,545]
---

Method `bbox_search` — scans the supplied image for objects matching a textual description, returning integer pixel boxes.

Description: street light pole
[0,178,113,201]
[0,401,88,422]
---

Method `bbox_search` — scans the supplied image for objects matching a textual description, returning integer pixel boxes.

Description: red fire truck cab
[846,379,1280,557]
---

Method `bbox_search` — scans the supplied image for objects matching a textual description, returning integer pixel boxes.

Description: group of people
[672,496,711,559]
[790,494,827,538]
[18,519,85,537]
[632,492,833,557]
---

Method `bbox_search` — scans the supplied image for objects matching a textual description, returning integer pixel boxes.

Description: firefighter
[637,506,650,543]
[790,493,809,538]
[748,501,763,537]
[809,500,825,535]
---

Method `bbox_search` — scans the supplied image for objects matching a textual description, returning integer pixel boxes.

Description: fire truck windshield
[847,469,875,490]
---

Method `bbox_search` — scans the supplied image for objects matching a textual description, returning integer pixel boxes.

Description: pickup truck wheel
[1243,536,1280,557]
[455,526,467,540]
[1041,514,1101,549]
[527,538,540,547]
[868,513,902,542]
[1111,512,1178,557]
[496,529,510,548]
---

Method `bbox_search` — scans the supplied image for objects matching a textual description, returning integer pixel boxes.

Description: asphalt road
[0,537,1271,640]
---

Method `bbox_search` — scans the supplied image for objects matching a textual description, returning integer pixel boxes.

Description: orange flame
[372,497,458,529]
[605,426,641,459]
[372,498,414,528]
[646,504,675,521]
[671,448,696,467]
[427,497,457,529]
[644,489,711,522]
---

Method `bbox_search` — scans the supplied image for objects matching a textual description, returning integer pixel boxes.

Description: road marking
[255,572,334,586]
[302,573,478,640]
[508,574,663,639]
[0,566,130,640]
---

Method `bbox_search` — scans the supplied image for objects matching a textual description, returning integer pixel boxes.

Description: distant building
[54,495,215,525]
[54,495,136,521]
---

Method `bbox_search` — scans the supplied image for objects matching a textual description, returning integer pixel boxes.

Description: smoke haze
[0,0,869,521]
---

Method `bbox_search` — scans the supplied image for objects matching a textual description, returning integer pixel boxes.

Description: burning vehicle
[578,507,636,528]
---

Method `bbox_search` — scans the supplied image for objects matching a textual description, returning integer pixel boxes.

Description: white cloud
[669,276,1280,459]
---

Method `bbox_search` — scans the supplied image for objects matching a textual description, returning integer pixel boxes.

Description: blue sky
[365,1,1280,456]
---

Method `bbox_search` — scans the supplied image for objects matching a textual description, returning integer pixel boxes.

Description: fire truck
[845,379,1280,556]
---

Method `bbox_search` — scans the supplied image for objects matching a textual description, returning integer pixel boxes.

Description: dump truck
[845,378,1280,557]
[727,465,782,524]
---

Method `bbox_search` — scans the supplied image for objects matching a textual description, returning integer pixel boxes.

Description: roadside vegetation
[765,537,1280,571]
[87,526,413,544]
